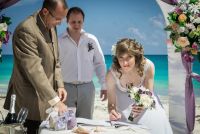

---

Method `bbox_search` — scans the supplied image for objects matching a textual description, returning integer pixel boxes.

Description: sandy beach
[0,92,200,133]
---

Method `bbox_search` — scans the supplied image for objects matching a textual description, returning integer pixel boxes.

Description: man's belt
[67,81,91,85]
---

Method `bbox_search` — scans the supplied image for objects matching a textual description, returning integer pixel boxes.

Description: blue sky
[1,0,167,55]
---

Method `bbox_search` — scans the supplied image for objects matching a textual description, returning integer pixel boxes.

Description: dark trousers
[24,119,41,134]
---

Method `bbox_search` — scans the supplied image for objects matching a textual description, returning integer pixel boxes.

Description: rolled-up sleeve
[93,37,107,90]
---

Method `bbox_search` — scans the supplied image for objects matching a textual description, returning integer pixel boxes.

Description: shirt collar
[62,28,85,39]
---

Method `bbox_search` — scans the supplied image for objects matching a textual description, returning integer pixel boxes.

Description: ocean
[0,55,199,96]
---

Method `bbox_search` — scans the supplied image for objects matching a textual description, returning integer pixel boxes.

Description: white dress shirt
[58,29,106,89]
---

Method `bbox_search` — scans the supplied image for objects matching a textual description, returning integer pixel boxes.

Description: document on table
[76,118,149,130]
[76,118,111,127]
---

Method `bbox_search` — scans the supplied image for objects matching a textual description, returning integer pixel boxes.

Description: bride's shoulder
[144,58,155,76]
[106,69,118,86]
[107,68,120,78]
[144,58,155,68]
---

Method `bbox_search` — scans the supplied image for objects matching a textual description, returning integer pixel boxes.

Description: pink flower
[192,43,198,49]
[166,39,173,45]
[175,7,183,15]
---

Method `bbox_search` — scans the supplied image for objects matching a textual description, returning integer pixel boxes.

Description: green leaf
[0,31,6,38]
[189,31,195,38]
[172,13,178,20]
[134,94,140,103]
[175,48,182,52]
[164,26,172,31]
[189,0,199,4]
[174,41,182,50]
[197,25,200,31]
[1,16,12,25]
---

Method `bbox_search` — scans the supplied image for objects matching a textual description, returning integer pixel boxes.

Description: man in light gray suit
[4,0,68,133]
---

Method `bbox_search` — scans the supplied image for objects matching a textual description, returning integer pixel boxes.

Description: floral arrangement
[127,84,155,109]
[165,0,200,62]
[127,84,155,121]
[0,14,11,62]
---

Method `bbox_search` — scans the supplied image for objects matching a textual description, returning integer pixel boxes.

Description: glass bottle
[4,94,17,124]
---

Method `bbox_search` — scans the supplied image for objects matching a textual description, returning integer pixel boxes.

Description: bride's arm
[143,60,155,91]
[106,70,117,112]
[106,70,121,120]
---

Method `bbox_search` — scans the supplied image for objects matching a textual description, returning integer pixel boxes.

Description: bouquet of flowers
[127,84,155,121]
[165,0,200,62]
[0,14,11,62]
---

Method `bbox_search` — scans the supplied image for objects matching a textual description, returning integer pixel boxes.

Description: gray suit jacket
[4,12,64,121]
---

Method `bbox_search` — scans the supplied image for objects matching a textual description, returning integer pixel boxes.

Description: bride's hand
[131,105,144,118]
[109,109,121,121]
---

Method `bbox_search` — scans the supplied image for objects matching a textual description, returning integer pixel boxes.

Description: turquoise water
[0,55,200,96]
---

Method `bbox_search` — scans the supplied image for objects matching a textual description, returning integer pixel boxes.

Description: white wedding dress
[110,59,173,134]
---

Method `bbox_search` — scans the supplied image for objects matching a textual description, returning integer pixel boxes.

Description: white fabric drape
[156,0,188,133]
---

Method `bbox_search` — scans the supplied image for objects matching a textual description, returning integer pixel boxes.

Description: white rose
[178,26,185,33]
[132,87,139,93]
[129,92,135,99]
[140,94,154,108]
[186,23,195,30]
[180,4,187,11]
[139,86,146,91]
[189,15,195,22]
[0,23,8,31]
[193,17,200,24]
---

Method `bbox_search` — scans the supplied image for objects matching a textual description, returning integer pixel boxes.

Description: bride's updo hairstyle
[112,38,146,78]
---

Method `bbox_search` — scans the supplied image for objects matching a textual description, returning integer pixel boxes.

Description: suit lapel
[35,13,54,54]
[50,28,57,60]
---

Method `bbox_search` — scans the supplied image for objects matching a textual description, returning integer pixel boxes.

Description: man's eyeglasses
[48,10,61,21]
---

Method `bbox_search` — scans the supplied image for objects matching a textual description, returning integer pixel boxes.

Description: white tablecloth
[39,126,150,134]
[39,118,151,134]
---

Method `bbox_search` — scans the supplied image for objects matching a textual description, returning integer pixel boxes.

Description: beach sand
[0,92,200,133]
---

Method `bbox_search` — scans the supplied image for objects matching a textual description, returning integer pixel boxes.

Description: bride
[106,38,173,134]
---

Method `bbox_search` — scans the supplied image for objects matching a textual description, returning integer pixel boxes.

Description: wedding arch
[1,0,200,133]
[156,0,200,133]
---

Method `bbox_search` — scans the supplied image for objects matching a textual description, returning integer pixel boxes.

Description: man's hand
[54,101,68,114]
[100,89,107,101]
[109,109,121,121]
[57,87,67,102]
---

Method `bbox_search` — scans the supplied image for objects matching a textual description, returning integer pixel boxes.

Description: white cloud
[149,14,165,29]
[128,27,146,40]
[148,30,166,47]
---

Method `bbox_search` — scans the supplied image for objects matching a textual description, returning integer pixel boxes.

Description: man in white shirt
[58,7,107,119]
